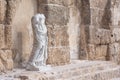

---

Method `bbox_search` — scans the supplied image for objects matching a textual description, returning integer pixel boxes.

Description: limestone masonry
[0,0,120,80]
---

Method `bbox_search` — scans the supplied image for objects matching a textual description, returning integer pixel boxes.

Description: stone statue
[26,14,48,71]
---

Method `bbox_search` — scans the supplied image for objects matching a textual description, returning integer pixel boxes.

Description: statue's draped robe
[29,14,48,66]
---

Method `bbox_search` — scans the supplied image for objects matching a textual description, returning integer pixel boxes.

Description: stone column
[38,0,70,65]
[108,0,120,64]
[0,0,20,72]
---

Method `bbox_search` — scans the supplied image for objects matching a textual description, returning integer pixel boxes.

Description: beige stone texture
[0,60,120,80]
[95,45,108,58]
[111,1,120,26]
[0,59,5,72]
[47,25,70,65]
[68,4,80,59]
[0,0,6,23]
[6,0,21,25]
[89,28,111,45]
[0,24,5,49]
[111,28,120,43]
[109,43,120,64]
[88,44,96,60]
[79,25,89,60]
[38,4,69,25]
[89,26,100,44]
[47,25,69,47]
[47,47,70,65]
[90,0,108,9]
[0,50,13,70]
[5,25,12,49]
[88,44,107,60]
[38,0,75,6]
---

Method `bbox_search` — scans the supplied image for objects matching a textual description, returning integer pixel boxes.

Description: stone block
[47,47,70,65]
[38,0,74,6]
[96,29,111,44]
[79,25,89,59]
[95,57,106,60]
[89,26,100,44]
[88,44,96,60]
[0,59,5,72]
[6,0,20,24]
[90,0,108,9]
[95,45,108,58]
[5,25,12,49]
[0,24,5,49]
[0,50,13,70]
[88,44,107,60]
[38,4,69,25]
[89,28,111,44]
[111,28,120,43]
[0,0,6,23]
[90,8,99,26]
[48,25,69,47]
[109,43,120,64]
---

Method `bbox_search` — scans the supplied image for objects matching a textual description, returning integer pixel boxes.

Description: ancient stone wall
[77,0,120,64]
[38,0,71,65]
[68,0,81,60]
[0,0,20,72]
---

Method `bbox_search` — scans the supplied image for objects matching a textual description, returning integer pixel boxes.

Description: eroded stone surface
[0,50,13,71]
[38,4,69,25]
[109,43,120,64]
[0,60,120,80]
[0,24,5,49]
[0,0,6,23]
[5,25,12,49]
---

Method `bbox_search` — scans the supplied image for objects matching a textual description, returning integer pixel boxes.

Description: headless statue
[26,14,48,71]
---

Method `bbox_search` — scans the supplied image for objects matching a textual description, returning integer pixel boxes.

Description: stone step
[111,78,120,80]
[0,60,120,80]
[46,60,117,79]
[62,66,120,80]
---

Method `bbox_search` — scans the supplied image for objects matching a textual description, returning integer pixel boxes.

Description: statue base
[26,63,52,72]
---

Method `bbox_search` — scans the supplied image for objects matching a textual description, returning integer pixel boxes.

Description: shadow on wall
[76,0,91,59]
[13,32,22,67]
[101,0,112,29]
[12,0,38,67]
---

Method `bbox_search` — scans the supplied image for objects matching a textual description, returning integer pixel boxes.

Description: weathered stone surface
[0,24,5,49]
[79,25,89,60]
[90,8,99,26]
[88,44,96,60]
[0,50,13,70]
[5,25,12,49]
[47,47,70,65]
[68,5,81,59]
[0,0,6,23]
[0,59,5,72]
[109,43,120,64]
[6,0,20,24]
[111,28,120,43]
[38,0,75,6]
[89,26,100,44]
[48,25,69,47]
[0,60,120,80]
[38,4,69,25]
[90,0,108,9]
[88,44,107,60]
[111,0,120,26]
[95,45,107,58]
[89,28,111,44]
